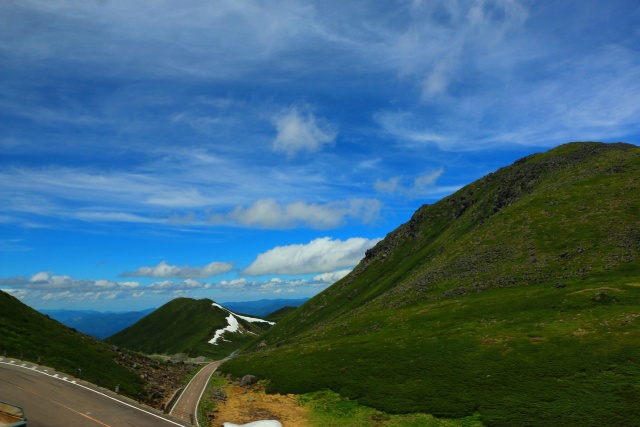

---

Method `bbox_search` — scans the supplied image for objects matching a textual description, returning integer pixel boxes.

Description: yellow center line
[17,384,111,427]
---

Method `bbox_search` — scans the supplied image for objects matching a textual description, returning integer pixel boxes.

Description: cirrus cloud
[219,198,382,229]
[374,168,446,198]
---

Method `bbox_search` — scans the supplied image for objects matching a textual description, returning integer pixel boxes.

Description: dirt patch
[208,383,310,427]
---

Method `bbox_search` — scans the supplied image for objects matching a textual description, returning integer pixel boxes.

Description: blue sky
[1,1,639,311]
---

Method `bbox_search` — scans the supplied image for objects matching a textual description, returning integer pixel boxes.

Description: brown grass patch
[208,382,310,427]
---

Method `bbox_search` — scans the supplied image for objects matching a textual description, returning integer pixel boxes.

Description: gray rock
[239,374,257,386]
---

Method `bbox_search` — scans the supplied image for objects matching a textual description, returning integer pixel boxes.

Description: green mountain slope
[106,297,272,359]
[0,290,146,398]
[222,142,640,426]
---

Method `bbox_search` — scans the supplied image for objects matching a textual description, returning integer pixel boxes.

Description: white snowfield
[208,302,275,345]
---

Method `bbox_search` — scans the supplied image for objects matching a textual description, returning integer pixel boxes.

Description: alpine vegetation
[222,142,640,427]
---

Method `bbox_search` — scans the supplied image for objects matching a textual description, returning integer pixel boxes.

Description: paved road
[0,359,191,427]
[170,361,221,425]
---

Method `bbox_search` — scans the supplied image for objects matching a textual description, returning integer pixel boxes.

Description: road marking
[193,364,218,427]
[0,360,187,426]
[15,382,112,426]
[170,361,219,426]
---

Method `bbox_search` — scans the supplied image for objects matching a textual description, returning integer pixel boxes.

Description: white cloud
[0,272,215,303]
[388,0,529,99]
[2,289,28,299]
[272,107,336,157]
[313,269,352,284]
[147,279,211,291]
[121,260,234,279]
[216,278,249,290]
[223,198,382,229]
[145,188,213,208]
[1,272,140,292]
[375,168,445,198]
[0,272,146,304]
[243,236,382,276]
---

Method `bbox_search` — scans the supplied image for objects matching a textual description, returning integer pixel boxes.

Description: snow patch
[208,314,239,345]
[212,302,275,325]
[208,302,275,345]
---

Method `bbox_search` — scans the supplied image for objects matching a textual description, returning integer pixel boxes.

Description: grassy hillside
[0,290,146,398]
[265,306,299,322]
[106,297,272,359]
[222,142,640,426]
[223,298,309,317]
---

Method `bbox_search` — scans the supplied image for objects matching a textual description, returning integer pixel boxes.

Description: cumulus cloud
[220,198,382,229]
[0,272,138,291]
[216,278,249,290]
[243,236,381,276]
[0,272,142,303]
[272,107,336,157]
[313,269,352,284]
[212,276,326,297]
[374,168,445,198]
[147,278,211,291]
[0,272,215,303]
[121,260,234,279]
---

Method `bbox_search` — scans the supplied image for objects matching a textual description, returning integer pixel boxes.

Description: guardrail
[168,407,195,424]
[163,386,183,414]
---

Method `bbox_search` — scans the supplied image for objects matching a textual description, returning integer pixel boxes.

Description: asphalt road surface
[170,361,221,425]
[0,359,191,427]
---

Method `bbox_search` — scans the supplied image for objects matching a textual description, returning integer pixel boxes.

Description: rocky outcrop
[111,347,201,409]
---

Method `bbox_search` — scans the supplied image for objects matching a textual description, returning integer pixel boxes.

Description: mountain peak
[222,141,640,426]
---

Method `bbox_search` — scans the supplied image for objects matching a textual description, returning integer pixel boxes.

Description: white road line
[0,360,186,426]
[193,365,217,427]
[170,363,207,417]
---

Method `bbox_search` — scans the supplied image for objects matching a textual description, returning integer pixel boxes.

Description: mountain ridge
[222,142,640,426]
[106,297,274,359]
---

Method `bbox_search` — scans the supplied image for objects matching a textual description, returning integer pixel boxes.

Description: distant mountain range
[222,142,640,427]
[1,292,305,407]
[39,298,307,339]
[41,308,155,339]
[222,298,309,317]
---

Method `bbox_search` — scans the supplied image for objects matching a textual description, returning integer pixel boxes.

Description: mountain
[39,298,307,340]
[264,305,299,323]
[41,308,155,339]
[222,298,309,317]
[222,142,640,426]
[106,298,274,359]
[0,290,146,398]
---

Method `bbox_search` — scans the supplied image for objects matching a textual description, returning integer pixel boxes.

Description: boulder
[239,374,257,386]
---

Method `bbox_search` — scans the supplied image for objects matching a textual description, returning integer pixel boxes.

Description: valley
[2,142,639,426]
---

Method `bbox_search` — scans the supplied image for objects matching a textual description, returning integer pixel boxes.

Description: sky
[1,0,639,312]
